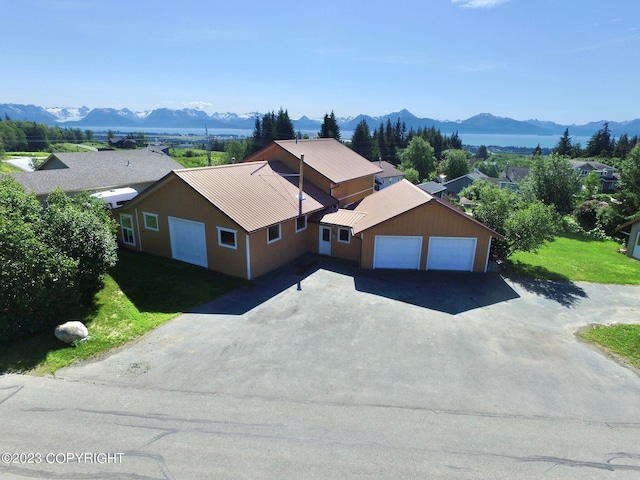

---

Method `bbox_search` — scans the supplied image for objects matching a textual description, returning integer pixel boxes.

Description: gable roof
[348,180,503,238]
[418,181,446,195]
[271,138,383,184]
[128,161,336,233]
[13,150,182,196]
[374,160,405,179]
[444,171,489,186]
[571,160,617,172]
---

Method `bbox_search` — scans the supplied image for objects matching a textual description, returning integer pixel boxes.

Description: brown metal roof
[273,138,382,184]
[351,179,504,239]
[317,209,368,228]
[173,161,336,233]
[351,180,432,234]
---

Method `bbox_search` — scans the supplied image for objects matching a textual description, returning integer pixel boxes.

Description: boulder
[54,321,89,344]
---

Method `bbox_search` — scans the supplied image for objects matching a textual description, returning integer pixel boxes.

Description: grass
[0,162,20,173]
[0,249,246,375]
[579,324,640,369]
[169,148,227,168]
[506,231,640,285]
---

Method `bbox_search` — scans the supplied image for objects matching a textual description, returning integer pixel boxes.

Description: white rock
[54,321,89,344]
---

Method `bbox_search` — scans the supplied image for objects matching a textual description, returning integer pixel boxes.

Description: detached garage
[349,180,503,273]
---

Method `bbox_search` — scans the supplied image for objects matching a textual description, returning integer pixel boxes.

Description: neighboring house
[244,138,382,207]
[496,165,530,189]
[12,149,182,202]
[108,137,137,149]
[443,171,490,197]
[616,217,640,261]
[115,139,503,279]
[571,160,619,192]
[417,181,447,198]
[373,160,405,190]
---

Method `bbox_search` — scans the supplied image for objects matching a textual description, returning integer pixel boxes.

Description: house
[115,139,503,279]
[496,165,530,189]
[373,160,405,190]
[417,181,446,198]
[443,170,490,197]
[108,136,137,149]
[12,149,183,202]
[244,138,382,207]
[571,160,619,192]
[616,217,640,261]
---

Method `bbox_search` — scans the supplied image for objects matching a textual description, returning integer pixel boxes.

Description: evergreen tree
[318,111,341,140]
[585,122,615,158]
[274,108,295,140]
[554,128,573,157]
[350,119,373,160]
[613,133,631,160]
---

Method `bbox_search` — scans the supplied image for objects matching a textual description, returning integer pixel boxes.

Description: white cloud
[452,0,510,8]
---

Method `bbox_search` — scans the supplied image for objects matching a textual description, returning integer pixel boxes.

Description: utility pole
[205,124,211,166]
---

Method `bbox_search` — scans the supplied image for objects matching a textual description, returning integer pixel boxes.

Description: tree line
[0,116,94,153]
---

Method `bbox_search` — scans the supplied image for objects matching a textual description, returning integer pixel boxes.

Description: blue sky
[3,0,639,124]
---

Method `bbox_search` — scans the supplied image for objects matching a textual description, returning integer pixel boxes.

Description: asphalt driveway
[2,257,640,479]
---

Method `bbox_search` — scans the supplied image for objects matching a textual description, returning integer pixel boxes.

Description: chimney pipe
[298,154,304,216]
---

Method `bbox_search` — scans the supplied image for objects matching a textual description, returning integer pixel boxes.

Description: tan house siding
[358,202,493,272]
[332,175,376,207]
[248,218,311,278]
[117,177,249,279]
[309,224,360,262]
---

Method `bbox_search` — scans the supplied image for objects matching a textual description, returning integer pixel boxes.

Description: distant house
[496,165,530,189]
[571,160,619,192]
[373,160,405,190]
[417,181,446,198]
[108,136,137,149]
[616,217,640,261]
[12,149,182,202]
[443,170,490,197]
[115,139,503,279]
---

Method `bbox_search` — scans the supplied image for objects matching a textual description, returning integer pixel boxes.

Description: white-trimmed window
[217,227,238,249]
[295,215,307,232]
[119,214,135,246]
[143,212,159,231]
[338,227,351,244]
[267,224,281,244]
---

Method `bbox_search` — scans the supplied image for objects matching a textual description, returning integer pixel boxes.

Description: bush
[0,177,117,341]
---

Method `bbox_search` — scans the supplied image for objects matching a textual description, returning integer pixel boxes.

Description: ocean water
[87,126,589,149]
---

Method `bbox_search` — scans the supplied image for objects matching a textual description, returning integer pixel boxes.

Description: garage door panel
[427,237,476,271]
[374,236,422,269]
[168,217,208,268]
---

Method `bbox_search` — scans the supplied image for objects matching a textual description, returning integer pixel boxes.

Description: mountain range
[2,103,640,138]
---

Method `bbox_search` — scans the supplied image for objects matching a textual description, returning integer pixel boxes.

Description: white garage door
[427,237,476,271]
[373,236,422,269]
[168,217,208,268]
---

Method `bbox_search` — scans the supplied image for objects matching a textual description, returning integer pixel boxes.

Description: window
[217,227,237,249]
[338,227,350,244]
[295,216,307,232]
[267,224,281,244]
[119,214,135,246]
[143,212,159,231]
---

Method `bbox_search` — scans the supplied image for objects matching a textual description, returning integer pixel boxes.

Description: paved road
[1,258,639,479]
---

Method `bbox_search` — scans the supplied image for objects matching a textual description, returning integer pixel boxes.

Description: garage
[373,236,422,269]
[168,217,208,268]
[427,237,476,271]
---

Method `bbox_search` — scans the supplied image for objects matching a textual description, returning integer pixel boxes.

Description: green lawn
[579,324,640,369]
[0,249,246,375]
[506,232,640,285]
[170,148,226,168]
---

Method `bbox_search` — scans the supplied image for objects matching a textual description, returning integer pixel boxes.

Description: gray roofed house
[12,149,183,201]
[417,181,447,198]
[443,171,490,197]
[571,160,619,192]
[373,160,405,190]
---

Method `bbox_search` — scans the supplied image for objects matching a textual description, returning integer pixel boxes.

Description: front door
[319,226,331,255]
